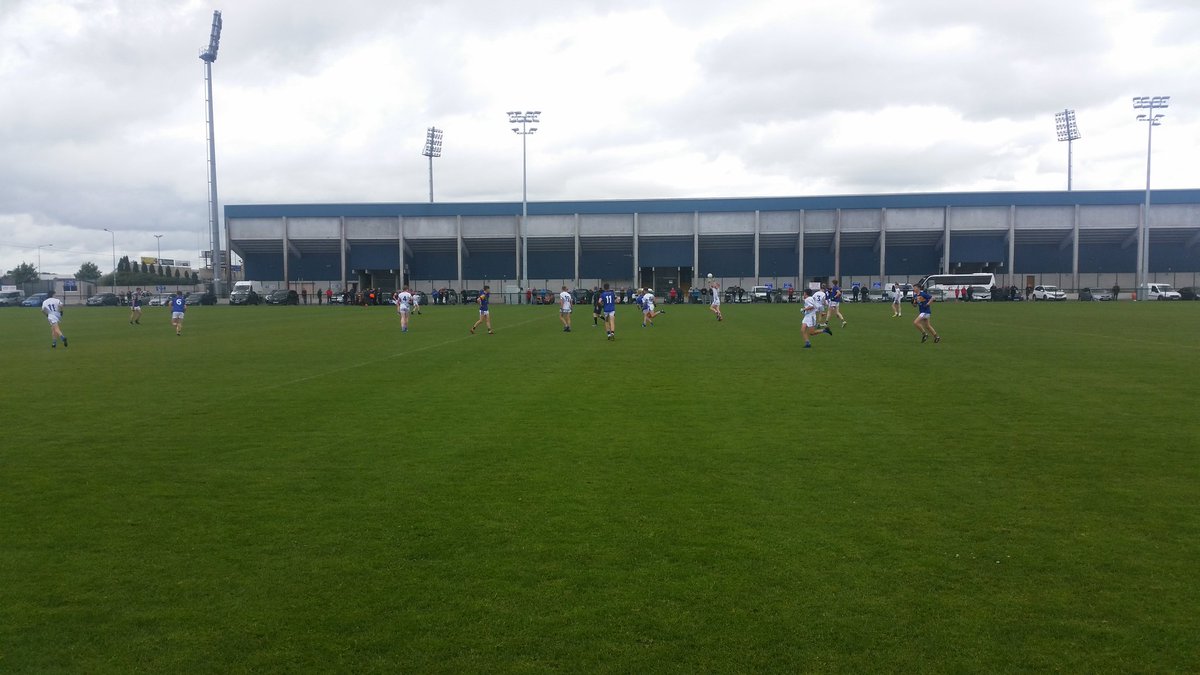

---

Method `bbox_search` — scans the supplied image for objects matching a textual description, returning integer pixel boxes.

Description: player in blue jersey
[470,285,494,335]
[600,283,617,341]
[169,290,186,336]
[129,287,143,325]
[912,283,940,343]
[828,279,846,328]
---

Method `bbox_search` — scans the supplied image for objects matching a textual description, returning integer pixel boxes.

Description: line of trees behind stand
[5,257,200,287]
[97,256,201,287]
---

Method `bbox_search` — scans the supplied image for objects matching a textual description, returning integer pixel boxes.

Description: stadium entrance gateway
[639,267,692,295]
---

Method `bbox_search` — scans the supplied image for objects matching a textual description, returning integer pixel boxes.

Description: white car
[1032,285,1066,301]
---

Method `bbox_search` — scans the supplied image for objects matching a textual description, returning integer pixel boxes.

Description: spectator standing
[326,288,333,304]
[301,288,308,304]
[1112,283,1120,301]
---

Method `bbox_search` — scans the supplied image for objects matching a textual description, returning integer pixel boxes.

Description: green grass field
[2,299,1198,673]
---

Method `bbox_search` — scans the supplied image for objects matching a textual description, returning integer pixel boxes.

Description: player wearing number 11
[600,283,617,341]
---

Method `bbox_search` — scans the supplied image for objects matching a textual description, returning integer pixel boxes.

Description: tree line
[5,256,201,287]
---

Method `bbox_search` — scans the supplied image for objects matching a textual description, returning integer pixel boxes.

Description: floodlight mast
[422,127,443,203]
[507,111,540,298]
[199,10,224,296]
[1132,95,1169,292]
[1054,109,1081,190]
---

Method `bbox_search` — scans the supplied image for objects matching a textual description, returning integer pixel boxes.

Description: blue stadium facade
[226,189,1200,294]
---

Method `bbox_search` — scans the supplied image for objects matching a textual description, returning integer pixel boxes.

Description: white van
[1138,283,1182,301]
[0,289,26,306]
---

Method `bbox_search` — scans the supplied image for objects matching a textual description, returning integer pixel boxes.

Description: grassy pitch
[2,300,1198,672]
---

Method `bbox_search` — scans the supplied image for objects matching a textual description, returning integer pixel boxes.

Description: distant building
[227,189,1200,294]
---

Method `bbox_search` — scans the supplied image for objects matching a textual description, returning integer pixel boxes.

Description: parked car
[1180,287,1200,301]
[571,288,593,305]
[86,292,121,306]
[724,286,748,303]
[461,289,481,304]
[1032,285,1066,301]
[228,289,261,305]
[147,294,171,306]
[1079,287,1113,301]
[185,290,217,305]
[21,293,49,307]
[750,286,772,302]
[264,289,299,305]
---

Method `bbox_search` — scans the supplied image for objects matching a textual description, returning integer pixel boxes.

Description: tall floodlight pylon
[200,10,224,296]
[1054,109,1081,190]
[422,127,443,203]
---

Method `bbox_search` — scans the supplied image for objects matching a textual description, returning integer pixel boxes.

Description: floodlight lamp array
[1054,109,1080,142]
[200,10,223,62]
[423,127,444,157]
[1132,96,1170,110]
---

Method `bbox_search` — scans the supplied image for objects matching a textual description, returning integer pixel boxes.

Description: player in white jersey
[709,281,723,321]
[41,289,68,348]
[411,289,421,315]
[641,289,663,327]
[812,286,829,326]
[395,286,413,332]
[558,286,573,332]
[800,287,833,348]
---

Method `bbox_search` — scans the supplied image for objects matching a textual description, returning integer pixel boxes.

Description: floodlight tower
[507,111,540,297]
[103,228,116,293]
[422,127,443,203]
[1054,109,1081,190]
[199,10,224,296]
[37,244,52,276]
[1132,95,1169,292]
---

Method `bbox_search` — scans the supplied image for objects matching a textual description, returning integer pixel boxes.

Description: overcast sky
[2,0,1197,277]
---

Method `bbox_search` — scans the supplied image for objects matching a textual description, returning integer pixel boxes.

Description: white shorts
[892,297,901,305]
[829,301,840,307]
[710,301,720,308]
[131,305,142,312]
[603,310,615,319]
[398,305,410,315]
[918,312,931,319]
[172,312,185,320]
[645,303,655,313]
[803,313,818,328]
[560,307,572,314]
[47,315,61,325]
[479,309,489,316]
